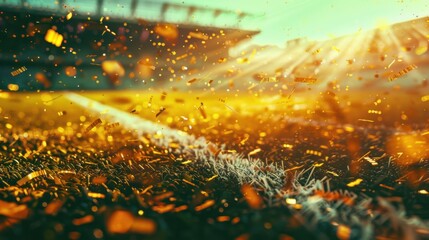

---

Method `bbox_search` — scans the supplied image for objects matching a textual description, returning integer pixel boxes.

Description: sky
[159,0,429,46]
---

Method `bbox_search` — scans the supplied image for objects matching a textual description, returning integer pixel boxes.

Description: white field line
[65,92,285,196]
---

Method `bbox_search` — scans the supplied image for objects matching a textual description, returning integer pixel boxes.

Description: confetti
[285,198,297,205]
[44,200,64,216]
[357,119,374,123]
[248,148,261,156]
[45,29,63,47]
[388,64,417,81]
[156,107,166,118]
[241,185,262,209]
[305,149,322,156]
[66,12,73,20]
[85,118,102,133]
[368,110,382,115]
[17,169,48,186]
[198,102,207,119]
[176,53,188,60]
[387,59,396,68]
[87,192,105,199]
[418,189,428,195]
[161,92,167,101]
[337,224,351,240]
[217,216,230,222]
[7,84,19,91]
[10,66,27,76]
[182,179,197,187]
[294,77,317,83]
[104,122,120,131]
[346,178,363,187]
[154,23,178,41]
[195,199,215,211]
[421,95,429,102]
[72,215,94,226]
[188,31,208,40]
[187,78,198,84]
[104,25,117,36]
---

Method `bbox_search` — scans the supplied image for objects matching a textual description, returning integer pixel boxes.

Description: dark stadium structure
[0,0,259,90]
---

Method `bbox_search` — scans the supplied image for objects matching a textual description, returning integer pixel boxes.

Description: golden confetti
[387,59,396,68]
[415,46,428,55]
[198,103,207,119]
[66,12,73,20]
[10,66,27,76]
[294,77,317,83]
[45,200,64,215]
[153,204,175,214]
[418,189,428,195]
[85,118,102,133]
[104,25,117,36]
[421,95,429,102]
[306,149,322,156]
[187,78,197,84]
[337,224,351,240]
[87,192,105,199]
[346,178,363,187]
[188,31,208,40]
[206,175,218,182]
[285,198,297,205]
[17,169,48,186]
[388,64,417,81]
[156,107,166,118]
[7,84,19,91]
[379,184,395,191]
[217,216,230,222]
[154,23,178,41]
[358,119,374,123]
[104,122,120,131]
[182,179,197,187]
[195,199,215,211]
[45,29,63,47]
[72,215,94,226]
[241,185,262,209]
[368,110,382,115]
[248,148,261,156]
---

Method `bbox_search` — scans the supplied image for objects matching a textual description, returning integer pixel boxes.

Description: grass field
[1,90,429,239]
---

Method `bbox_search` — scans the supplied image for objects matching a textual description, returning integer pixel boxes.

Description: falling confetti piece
[16,169,48,186]
[187,78,197,84]
[86,118,102,133]
[295,77,317,83]
[195,199,215,211]
[248,148,261,156]
[10,66,27,76]
[66,12,73,20]
[421,95,429,102]
[415,46,428,55]
[45,29,63,47]
[188,31,208,40]
[418,189,428,195]
[241,185,262,209]
[156,107,166,118]
[346,178,363,187]
[198,103,207,119]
